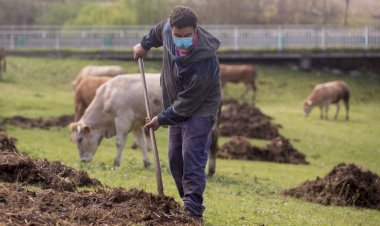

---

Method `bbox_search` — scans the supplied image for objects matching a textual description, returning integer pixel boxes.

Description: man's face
[172,26,194,38]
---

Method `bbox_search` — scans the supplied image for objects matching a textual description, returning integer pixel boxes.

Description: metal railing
[0,25,380,50]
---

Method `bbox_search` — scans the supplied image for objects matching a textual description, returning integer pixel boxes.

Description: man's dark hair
[169,6,198,29]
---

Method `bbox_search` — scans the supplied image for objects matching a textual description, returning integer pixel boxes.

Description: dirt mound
[217,136,308,164]
[0,131,101,192]
[219,99,282,139]
[0,115,74,129]
[0,155,102,192]
[0,132,197,225]
[283,163,380,209]
[0,183,196,226]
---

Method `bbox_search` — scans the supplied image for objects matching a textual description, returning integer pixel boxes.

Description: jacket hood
[162,19,220,64]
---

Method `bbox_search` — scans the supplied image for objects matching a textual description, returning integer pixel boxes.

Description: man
[133,6,221,221]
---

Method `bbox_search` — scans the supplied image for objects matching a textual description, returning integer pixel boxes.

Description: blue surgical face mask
[173,36,193,50]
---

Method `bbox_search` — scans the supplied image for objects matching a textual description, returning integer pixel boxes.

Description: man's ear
[83,125,91,134]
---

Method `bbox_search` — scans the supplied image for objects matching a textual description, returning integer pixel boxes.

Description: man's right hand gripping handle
[133,43,148,60]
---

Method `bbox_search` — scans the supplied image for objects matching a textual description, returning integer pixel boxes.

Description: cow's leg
[208,127,218,177]
[334,103,340,120]
[221,83,228,97]
[142,126,152,151]
[345,105,349,121]
[320,107,324,119]
[74,102,86,122]
[3,58,6,73]
[343,97,350,121]
[325,105,329,120]
[114,115,132,167]
[132,128,151,168]
[240,84,251,99]
[252,80,257,100]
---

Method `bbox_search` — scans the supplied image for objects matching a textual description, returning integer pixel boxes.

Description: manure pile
[0,132,197,225]
[284,163,380,210]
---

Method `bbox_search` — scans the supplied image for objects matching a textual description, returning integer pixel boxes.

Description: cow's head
[303,100,313,117]
[69,122,103,163]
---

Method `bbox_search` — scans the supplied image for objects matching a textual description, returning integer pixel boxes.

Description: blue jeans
[168,116,213,217]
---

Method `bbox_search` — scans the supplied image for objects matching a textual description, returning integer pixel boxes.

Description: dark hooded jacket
[140,18,221,125]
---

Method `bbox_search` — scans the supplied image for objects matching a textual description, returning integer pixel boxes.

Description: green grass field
[1,56,379,226]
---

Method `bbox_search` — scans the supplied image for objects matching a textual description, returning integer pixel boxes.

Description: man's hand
[144,116,160,131]
[133,43,148,60]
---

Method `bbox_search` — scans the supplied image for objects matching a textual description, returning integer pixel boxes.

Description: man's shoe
[184,208,203,223]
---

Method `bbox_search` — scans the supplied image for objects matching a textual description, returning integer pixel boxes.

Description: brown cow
[72,65,124,91]
[73,76,111,122]
[219,64,257,100]
[303,80,350,120]
[0,46,6,76]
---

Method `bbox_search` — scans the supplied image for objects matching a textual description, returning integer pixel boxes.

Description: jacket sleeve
[157,107,190,125]
[140,19,166,50]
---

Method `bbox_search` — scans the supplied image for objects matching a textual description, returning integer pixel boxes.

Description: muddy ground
[0,132,197,225]
[283,163,380,210]
[217,136,308,165]
[0,115,74,129]
[219,99,282,140]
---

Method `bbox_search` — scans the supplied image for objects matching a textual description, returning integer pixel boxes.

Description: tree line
[0,0,378,26]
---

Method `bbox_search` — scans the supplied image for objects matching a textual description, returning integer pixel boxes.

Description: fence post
[364,26,369,50]
[233,27,239,50]
[104,34,112,49]
[320,26,326,50]
[10,27,14,50]
[277,27,283,51]
[16,34,24,48]
[55,30,60,50]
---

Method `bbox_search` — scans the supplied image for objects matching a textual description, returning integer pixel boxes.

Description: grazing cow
[69,73,162,167]
[0,46,6,75]
[304,80,350,120]
[71,65,124,90]
[73,76,111,122]
[219,64,257,99]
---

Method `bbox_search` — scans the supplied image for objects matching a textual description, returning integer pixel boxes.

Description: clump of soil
[0,183,196,225]
[0,115,74,129]
[0,131,18,154]
[219,99,282,139]
[217,136,308,164]
[283,163,380,210]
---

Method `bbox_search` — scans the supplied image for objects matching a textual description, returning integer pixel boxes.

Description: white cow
[69,73,162,167]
